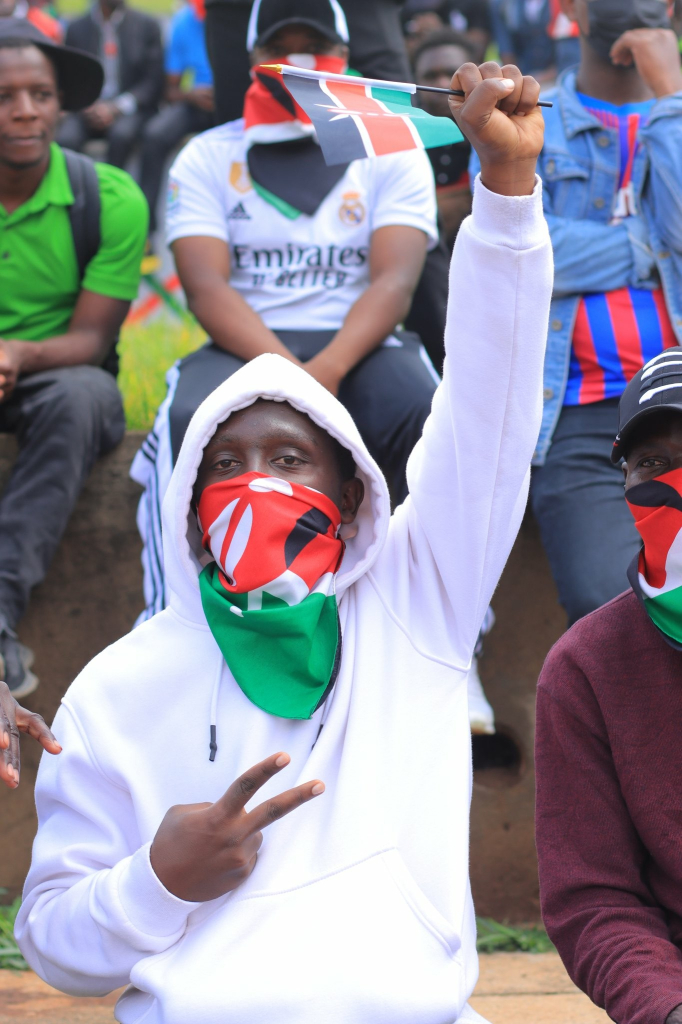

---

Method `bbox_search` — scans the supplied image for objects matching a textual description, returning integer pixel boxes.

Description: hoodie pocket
[130,848,466,1024]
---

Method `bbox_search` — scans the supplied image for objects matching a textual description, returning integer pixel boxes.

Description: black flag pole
[416,84,553,108]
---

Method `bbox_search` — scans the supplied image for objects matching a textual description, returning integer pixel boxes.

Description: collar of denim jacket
[556,69,612,140]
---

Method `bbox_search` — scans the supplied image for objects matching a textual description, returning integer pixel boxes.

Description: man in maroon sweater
[536,346,682,1024]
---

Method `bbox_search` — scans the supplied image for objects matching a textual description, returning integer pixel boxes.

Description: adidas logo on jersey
[228,202,251,220]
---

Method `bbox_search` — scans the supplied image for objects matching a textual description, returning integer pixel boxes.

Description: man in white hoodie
[16,61,552,1024]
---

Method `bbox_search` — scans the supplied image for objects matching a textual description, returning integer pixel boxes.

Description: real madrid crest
[229,161,252,194]
[339,191,365,226]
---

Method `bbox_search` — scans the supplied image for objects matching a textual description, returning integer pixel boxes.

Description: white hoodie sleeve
[372,174,552,669]
[14,702,200,995]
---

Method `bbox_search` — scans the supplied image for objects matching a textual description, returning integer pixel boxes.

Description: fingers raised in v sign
[150,751,325,902]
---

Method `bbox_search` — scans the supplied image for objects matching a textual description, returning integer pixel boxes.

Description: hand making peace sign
[150,752,324,902]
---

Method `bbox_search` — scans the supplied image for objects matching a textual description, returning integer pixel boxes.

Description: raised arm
[372,62,552,669]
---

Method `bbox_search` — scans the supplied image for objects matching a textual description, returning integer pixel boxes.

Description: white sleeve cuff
[115,842,202,939]
[470,173,546,250]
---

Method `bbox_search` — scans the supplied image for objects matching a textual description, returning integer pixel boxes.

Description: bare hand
[84,101,118,130]
[448,61,543,197]
[304,352,343,396]
[610,28,682,98]
[0,681,61,788]
[188,86,215,112]
[0,340,23,402]
[150,752,325,901]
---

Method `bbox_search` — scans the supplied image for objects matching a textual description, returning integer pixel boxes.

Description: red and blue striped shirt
[564,94,677,406]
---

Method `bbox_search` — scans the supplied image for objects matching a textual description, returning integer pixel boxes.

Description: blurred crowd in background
[1,0,682,738]
[6,0,681,253]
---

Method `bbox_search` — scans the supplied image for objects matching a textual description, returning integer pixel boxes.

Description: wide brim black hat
[611,349,682,463]
[0,18,103,110]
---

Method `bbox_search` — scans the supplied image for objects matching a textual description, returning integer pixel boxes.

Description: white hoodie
[16,178,552,1024]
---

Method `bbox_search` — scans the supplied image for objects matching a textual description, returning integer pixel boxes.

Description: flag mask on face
[626,467,682,648]
[197,472,345,719]
[587,0,671,60]
[243,55,348,145]
[243,56,351,217]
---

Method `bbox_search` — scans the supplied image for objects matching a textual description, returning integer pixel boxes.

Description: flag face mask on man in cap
[242,0,352,217]
[626,468,682,648]
[616,351,682,650]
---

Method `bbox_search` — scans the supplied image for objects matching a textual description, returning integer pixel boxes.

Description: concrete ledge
[0,434,566,919]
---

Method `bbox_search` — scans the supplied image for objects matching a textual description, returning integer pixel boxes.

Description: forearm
[312,274,415,378]
[16,706,199,994]
[186,281,299,364]
[18,844,197,994]
[392,178,552,665]
[10,330,114,375]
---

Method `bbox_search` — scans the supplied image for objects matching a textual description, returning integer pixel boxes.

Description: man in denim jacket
[474,0,682,625]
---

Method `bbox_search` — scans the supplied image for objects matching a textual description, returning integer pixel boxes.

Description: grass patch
[118,317,206,432]
[56,0,176,17]
[0,897,28,971]
[476,917,554,954]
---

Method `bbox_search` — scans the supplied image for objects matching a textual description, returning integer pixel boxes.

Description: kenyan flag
[626,468,682,647]
[267,65,464,166]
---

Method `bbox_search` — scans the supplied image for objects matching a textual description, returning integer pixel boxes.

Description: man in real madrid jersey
[132,0,441,621]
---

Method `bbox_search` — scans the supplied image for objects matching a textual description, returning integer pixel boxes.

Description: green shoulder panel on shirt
[82,163,148,302]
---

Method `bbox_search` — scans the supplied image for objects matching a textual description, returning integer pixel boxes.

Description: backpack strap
[62,147,120,375]
[62,147,101,281]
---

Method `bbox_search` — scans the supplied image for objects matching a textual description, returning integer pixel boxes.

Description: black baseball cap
[246,0,350,51]
[611,348,682,463]
[0,18,103,110]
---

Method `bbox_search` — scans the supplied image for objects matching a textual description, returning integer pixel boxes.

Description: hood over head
[162,354,390,623]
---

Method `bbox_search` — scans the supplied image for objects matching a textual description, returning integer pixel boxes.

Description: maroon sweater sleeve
[536,630,682,1024]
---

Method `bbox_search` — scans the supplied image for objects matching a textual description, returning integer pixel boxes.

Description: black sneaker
[0,630,38,699]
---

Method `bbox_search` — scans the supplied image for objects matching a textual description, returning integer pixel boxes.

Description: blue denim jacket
[471,70,682,464]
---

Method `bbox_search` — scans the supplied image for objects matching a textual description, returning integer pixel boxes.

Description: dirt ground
[0,952,611,1023]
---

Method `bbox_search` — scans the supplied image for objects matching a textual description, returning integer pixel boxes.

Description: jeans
[139,102,214,233]
[0,366,125,629]
[530,398,640,626]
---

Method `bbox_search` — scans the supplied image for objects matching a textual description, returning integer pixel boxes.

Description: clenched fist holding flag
[448,61,544,198]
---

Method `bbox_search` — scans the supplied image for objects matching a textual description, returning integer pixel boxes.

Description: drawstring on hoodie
[209,657,222,761]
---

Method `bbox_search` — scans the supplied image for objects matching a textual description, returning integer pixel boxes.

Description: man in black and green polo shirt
[0,20,147,699]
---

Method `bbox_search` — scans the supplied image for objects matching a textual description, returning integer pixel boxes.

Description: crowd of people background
[0,1,682,1022]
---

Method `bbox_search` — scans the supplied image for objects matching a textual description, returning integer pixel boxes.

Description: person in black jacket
[56,0,163,168]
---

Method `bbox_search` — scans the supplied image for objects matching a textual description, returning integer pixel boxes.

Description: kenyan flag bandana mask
[626,467,682,649]
[197,473,345,719]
